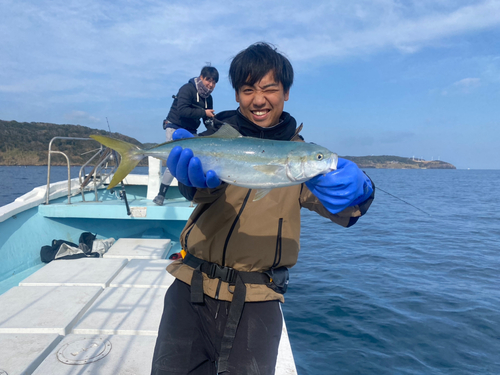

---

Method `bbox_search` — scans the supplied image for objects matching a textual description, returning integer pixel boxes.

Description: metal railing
[45,137,118,205]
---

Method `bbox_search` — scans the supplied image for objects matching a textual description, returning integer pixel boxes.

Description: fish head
[285,145,338,183]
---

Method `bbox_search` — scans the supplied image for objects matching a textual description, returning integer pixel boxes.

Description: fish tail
[90,135,144,189]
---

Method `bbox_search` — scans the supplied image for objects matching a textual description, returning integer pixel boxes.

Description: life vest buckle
[208,263,237,284]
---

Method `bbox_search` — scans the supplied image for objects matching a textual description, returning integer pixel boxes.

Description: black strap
[184,253,270,288]
[217,273,246,374]
[190,266,205,304]
[183,253,273,373]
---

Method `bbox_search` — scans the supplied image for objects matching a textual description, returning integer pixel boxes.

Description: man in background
[153,65,219,205]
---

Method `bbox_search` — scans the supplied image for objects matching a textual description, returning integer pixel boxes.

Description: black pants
[151,279,283,375]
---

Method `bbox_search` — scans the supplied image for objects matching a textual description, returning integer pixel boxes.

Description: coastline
[1,120,456,169]
[0,158,457,169]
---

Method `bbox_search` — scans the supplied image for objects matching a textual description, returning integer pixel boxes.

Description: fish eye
[316,153,324,160]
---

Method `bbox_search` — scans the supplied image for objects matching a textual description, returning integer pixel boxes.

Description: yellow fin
[90,135,143,189]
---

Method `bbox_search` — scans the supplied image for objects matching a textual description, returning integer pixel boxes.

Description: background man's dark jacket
[167,78,213,134]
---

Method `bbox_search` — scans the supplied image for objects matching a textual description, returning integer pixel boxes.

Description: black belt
[183,253,275,374]
[183,252,270,299]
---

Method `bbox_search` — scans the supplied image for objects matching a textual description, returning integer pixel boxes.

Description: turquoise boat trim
[38,200,194,221]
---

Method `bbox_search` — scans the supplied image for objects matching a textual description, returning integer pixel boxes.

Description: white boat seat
[19,258,127,288]
[0,333,61,375]
[109,259,175,288]
[0,286,102,335]
[103,238,172,260]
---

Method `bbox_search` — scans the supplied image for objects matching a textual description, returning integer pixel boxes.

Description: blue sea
[1,166,500,374]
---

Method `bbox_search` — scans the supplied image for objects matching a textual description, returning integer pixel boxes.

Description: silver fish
[90,124,338,199]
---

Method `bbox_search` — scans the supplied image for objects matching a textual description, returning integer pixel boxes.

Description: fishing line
[377,186,431,216]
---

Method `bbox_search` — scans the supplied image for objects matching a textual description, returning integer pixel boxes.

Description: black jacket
[167,78,213,134]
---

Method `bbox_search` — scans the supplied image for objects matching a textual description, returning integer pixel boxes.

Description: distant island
[0,120,456,169]
[344,155,455,169]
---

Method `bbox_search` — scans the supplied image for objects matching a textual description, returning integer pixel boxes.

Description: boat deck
[0,238,298,374]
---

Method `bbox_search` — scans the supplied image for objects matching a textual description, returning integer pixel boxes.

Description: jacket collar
[215,109,297,141]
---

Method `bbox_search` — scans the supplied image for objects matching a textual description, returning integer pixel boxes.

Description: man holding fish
[91,42,374,374]
[147,42,375,375]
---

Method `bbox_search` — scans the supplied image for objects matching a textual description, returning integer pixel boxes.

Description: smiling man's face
[235,70,290,128]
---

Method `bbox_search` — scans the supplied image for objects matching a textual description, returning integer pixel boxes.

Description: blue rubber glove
[167,130,221,188]
[172,128,194,141]
[305,158,373,214]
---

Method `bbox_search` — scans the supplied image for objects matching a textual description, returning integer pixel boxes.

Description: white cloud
[2,0,500,95]
[64,110,100,124]
[453,77,481,88]
[438,77,481,95]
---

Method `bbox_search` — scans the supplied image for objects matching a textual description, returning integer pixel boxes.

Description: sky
[1,0,499,169]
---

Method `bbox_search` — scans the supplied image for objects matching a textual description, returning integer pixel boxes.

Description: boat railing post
[46,138,55,205]
[79,146,108,202]
[46,137,96,205]
[48,151,72,204]
[92,150,117,199]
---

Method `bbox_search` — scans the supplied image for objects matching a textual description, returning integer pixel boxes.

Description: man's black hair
[229,42,294,93]
[200,66,219,83]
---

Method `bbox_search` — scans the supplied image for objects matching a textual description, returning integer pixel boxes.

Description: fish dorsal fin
[208,123,243,139]
[291,123,304,141]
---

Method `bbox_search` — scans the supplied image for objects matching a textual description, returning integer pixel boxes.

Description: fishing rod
[377,186,431,216]
[106,117,112,132]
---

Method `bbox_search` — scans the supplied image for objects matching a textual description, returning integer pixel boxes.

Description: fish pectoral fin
[253,188,272,201]
[252,164,285,175]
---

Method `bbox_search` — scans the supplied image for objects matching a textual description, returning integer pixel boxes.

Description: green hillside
[0,120,155,166]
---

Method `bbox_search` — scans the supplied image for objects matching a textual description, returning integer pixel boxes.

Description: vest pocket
[272,218,283,268]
